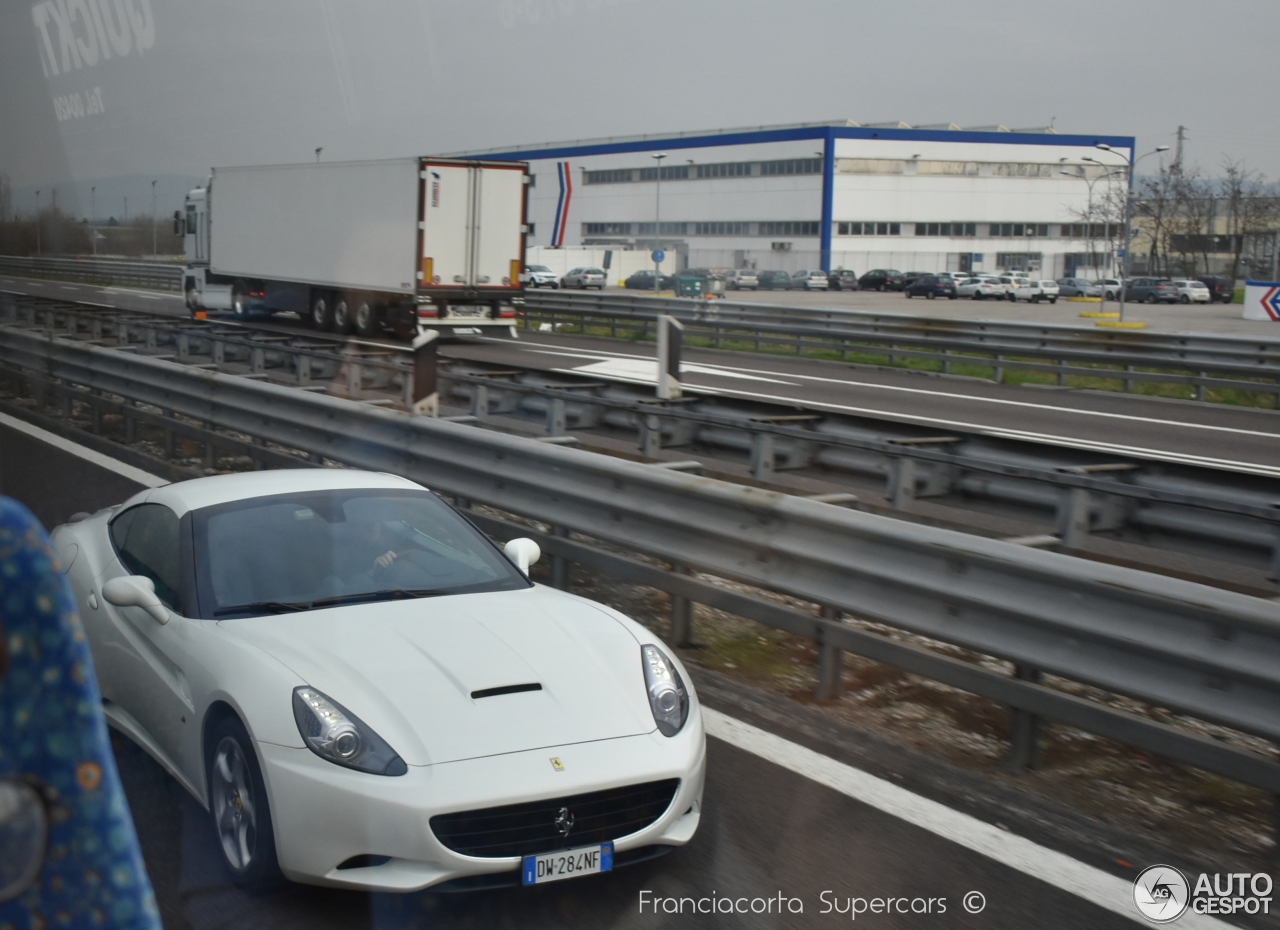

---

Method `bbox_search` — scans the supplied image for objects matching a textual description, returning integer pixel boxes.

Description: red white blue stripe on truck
[551,161,572,247]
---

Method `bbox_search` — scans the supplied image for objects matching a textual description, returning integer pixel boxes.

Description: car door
[96,503,203,782]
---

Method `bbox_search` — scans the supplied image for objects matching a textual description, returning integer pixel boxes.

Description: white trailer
[178,157,529,337]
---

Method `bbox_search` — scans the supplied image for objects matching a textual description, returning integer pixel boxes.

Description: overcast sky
[3,0,1277,217]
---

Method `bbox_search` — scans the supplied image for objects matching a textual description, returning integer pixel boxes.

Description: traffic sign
[652,249,665,263]
[1117,249,1126,258]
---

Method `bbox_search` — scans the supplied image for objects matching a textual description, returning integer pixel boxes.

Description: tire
[948,294,957,300]
[926,291,935,300]
[208,715,281,888]
[309,292,334,331]
[1143,293,1156,304]
[1179,295,1190,304]
[332,294,354,334]
[905,290,912,298]
[353,298,381,337]
[231,283,250,320]
[1050,297,1058,304]
[878,284,885,292]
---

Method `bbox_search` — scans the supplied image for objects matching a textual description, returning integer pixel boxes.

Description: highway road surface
[0,411,1263,930]
[5,275,1279,477]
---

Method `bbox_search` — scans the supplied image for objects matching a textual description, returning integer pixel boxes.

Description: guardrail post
[992,355,1004,384]
[1124,364,1135,393]
[411,330,439,416]
[471,384,490,420]
[550,526,569,590]
[1057,488,1091,548]
[669,564,694,647]
[123,403,136,444]
[116,322,129,348]
[1008,664,1043,772]
[639,413,662,458]
[212,341,225,367]
[750,433,775,482]
[1195,373,1207,402]
[346,360,361,396]
[941,349,951,374]
[251,346,266,375]
[177,334,189,361]
[656,315,683,400]
[815,606,844,701]
[296,355,312,386]
[889,457,916,510]
[546,398,566,436]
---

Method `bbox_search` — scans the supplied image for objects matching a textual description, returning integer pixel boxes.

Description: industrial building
[455,121,1136,280]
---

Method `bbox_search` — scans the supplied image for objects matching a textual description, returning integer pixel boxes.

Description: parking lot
[609,285,1269,336]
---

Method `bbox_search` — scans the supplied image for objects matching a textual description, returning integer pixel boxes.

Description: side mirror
[503,538,541,576]
[103,575,169,624]
[173,210,184,236]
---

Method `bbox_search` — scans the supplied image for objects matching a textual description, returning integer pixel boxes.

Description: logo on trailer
[1133,865,1190,922]
[430,172,440,209]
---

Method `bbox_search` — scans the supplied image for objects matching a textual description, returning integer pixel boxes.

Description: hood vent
[471,683,542,700]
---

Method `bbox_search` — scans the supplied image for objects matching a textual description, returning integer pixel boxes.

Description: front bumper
[257,716,706,892]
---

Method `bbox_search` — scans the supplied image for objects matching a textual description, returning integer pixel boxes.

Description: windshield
[192,488,528,618]
[528,265,551,272]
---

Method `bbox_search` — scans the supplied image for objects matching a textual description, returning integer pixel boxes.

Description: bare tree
[1220,160,1280,279]
[1135,163,1179,275]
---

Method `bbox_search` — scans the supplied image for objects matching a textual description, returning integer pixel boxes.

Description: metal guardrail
[0,321,1278,796]
[5,291,1279,575]
[525,290,1280,403]
[0,255,183,290]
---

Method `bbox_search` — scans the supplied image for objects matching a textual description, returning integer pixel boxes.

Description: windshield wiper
[307,589,455,609]
[214,589,456,617]
[214,600,311,616]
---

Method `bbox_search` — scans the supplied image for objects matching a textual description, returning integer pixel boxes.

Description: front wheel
[926,291,935,300]
[208,716,281,888]
[1179,295,1190,304]
[905,290,913,298]
[1144,293,1156,304]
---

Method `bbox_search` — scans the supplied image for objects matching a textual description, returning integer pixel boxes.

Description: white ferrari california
[50,469,705,892]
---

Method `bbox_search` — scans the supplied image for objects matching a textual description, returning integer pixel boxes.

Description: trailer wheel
[332,294,354,334]
[309,292,334,331]
[353,298,381,337]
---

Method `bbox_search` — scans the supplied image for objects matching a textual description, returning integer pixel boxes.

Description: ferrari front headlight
[642,644,689,737]
[292,687,407,776]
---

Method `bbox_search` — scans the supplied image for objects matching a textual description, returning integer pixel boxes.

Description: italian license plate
[522,842,613,886]
[448,306,486,318]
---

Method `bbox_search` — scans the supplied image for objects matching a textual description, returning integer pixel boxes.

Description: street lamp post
[1085,143,1170,324]
[1060,165,1125,287]
[90,186,96,256]
[151,180,157,257]
[34,190,41,256]
[651,152,666,292]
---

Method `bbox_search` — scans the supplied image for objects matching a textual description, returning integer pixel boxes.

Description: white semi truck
[177,157,529,337]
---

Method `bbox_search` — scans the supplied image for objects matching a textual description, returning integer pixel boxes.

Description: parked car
[1013,280,1061,303]
[723,269,759,290]
[1171,279,1211,304]
[998,275,1030,300]
[902,271,931,287]
[524,264,559,288]
[903,275,957,299]
[827,268,859,291]
[1124,277,1179,304]
[624,270,675,290]
[957,276,1006,300]
[792,269,829,291]
[1100,278,1123,300]
[757,270,794,290]
[561,267,607,289]
[1196,275,1237,303]
[1055,277,1102,298]
[51,469,705,892]
[858,269,907,291]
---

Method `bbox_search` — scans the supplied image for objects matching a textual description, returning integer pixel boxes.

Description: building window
[637,222,688,235]
[759,158,822,176]
[638,165,690,182]
[694,221,750,235]
[584,169,633,185]
[990,223,1049,237]
[758,221,820,236]
[695,162,753,179]
[583,222,632,235]
[996,252,1044,269]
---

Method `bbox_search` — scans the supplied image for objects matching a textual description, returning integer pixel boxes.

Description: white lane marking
[61,285,80,290]
[672,381,1280,477]
[101,286,180,300]
[0,412,167,488]
[567,357,793,385]
[704,709,1231,929]
[513,342,1280,442]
